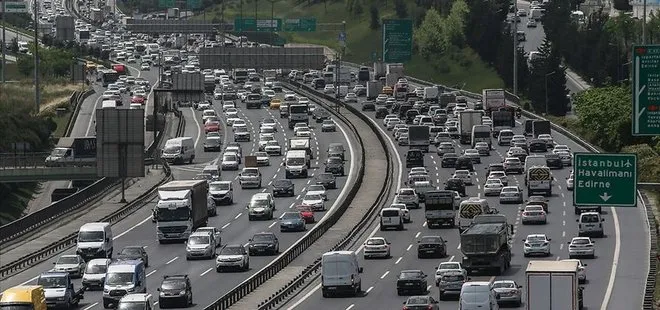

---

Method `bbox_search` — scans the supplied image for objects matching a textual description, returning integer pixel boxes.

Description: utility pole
[335,21,345,112]
[33,0,41,113]
[642,0,646,44]
[2,5,6,84]
[512,3,518,96]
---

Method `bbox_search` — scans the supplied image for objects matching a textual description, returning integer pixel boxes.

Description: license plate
[406,283,414,286]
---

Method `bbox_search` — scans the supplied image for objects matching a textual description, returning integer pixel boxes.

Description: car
[436,142,455,156]
[492,280,523,307]
[222,101,236,111]
[567,171,574,190]
[506,146,527,158]
[463,149,481,163]
[324,156,345,176]
[538,134,555,147]
[434,262,466,286]
[554,150,573,166]
[232,119,248,131]
[483,178,504,196]
[315,173,337,189]
[545,153,563,169]
[131,96,145,104]
[568,237,595,259]
[417,235,447,258]
[140,63,150,70]
[503,157,524,174]
[445,178,466,196]
[363,237,391,259]
[224,107,239,118]
[307,184,327,201]
[53,255,86,278]
[248,232,279,256]
[186,231,217,260]
[280,212,306,232]
[327,143,346,160]
[321,119,336,132]
[523,234,552,257]
[215,245,249,272]
[474,142,490,156]
[487,171,508,186]
[527,19,537,27]
[264,141,282,156]
[296,128,312,138]
[233,127,250,142]
[441,153,459,168]
[205,120,221,134]
[362,101,376,111]
[157,275,193,308]
[196,227,222,247]
[294,124,310,135]
[389,203,411,223]
[394,188,420,209]
[402,296,439,309]
[221,152,240,170]
[375,107,389,119]
[553,144,570,153]
[453,169,473,185]
[397,270,428,296]
[253,151,270,166]
[117,246,149,267]
[500,186,523,204]
[527,196,549,212]
[521,205,547,224]
[209,181,233,205]
[344,92,358,103]
[203,136,222,152]
[561,259,587,283]
[302,193,326,211]
[296,205,316,223]
[272,179,295,197]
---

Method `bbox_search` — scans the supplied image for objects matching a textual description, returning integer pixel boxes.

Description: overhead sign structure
[1,1,28,13]
[382,19,413,63]
[573,153,637,207]
[234,18,282,32]
[282,18,316,32]
[632,44,660,136]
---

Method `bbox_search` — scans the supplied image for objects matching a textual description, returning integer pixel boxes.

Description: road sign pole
[33,0,41,113]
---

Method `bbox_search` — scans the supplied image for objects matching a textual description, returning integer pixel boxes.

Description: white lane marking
[268,221,277,228]
[422,221,427,227]
[82,302,98,310]
[235,213,242,219]
[415,232,421,238]
[601,208,621,310]
[395,257,403,264]
[562,220,566,226]
[221,223,231,229]
[380,271,390,279]
[406,244,412,251]
[200,268,213,276]
[154,301,158,305]
[560,244,564,250]
[190,107,202,148]
[146,269,157,277]
[346,305,354,310]
[366,286,374,293]
[165,257,178,264]
[457,243,461,250]
[562,231,566,237]
[449,255,455,262]
[243,242,250,247]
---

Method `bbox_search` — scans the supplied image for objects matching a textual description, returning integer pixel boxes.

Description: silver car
[499,186,523,204]
[523,234,551,257]
[474,142,490,156]
[483,178,504,196]
[53,255,86,278]
[492,280,522,307]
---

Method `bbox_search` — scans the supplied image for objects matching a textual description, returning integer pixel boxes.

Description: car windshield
[399,271,422,279]
[572,238,590,244]
[161,280,186,290]
[274,180,291,187]
[502,187,517,192]
[281,212,301,220]
[367,239,386,245]
[255,152,268,157]
[406,297,430,305]
[305,194,322,201]
[493,282,516,289]
[37,276,68,288]
[442,274,465,282]
[327,158,342,164]
[527,236,547,242]
[79,231,104,242]
[486,179,501,185]
[117,301,146,310]
[243,169,258,176]
[440,263,460,269]
[220,246,244,255]
[106,272,134,285]
[252,234,274,242]
[581,214,600,222]
[323,120,333,125]
[318,174,334,180]
[188,235,210,245]
[210,183,230,191]
[399,189,414,196]
[250,199,269,208]
[308,185,324,191]
[120,248,141,255]
[57,256,78,264]
[223,154,237,161]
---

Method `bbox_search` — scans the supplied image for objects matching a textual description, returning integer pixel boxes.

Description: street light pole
[33,0,41,113]
[270,0,274,46]
[545,70,556,115]
[512,4,518,96]
[239,0,243,46]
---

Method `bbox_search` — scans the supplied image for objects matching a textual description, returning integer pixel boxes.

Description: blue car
[280,212,306,232]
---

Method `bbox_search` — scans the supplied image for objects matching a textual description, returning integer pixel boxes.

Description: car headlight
[180,290,187,295]
[127,288,135,293]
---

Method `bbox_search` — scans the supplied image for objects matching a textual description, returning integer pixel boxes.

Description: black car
[441,153,459,168]
[272,179,295,197]
[487,163,505,174]
[545,154,563,169]
[158,275,193,308]
[375,107,389,119]
[327,143,345,161]
[445,178,466,196]
[528,139,547,153]
[117,246,149,267]
[362,101,376,111]
[315,173,337,189]
[455,156,474,172]
[324,156,345,176]
[417,236,447,258]
[396,270,428,296]
[248,232,279,256]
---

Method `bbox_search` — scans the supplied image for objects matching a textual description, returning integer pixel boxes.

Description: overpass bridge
[0,153,98,182]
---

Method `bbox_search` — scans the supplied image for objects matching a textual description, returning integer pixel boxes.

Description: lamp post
[512,4,519,96]
[239,0,243,46]
[545,70,557,115]
[269,0,275,46]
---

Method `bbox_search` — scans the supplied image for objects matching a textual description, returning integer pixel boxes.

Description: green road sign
[187,0,200,9]
[382,19,413,63]
[283,18,316,32]
[158,0,175,8]
[632,44,660,136]
[573,153,637,207]
[1,1,28,13]
[234,18,282,32]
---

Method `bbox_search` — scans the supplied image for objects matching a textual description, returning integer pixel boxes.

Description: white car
[323,85,335,94]
[307,184,327,201]
[221,152,240,170]
[344,92,358,103]
[554,150,573,166]
[553,144,570,153]
[294,125,310,136]
[383,114,398,126]
[140,63,150,70]
[53,255,86,278]
[523,234,551,257]
[409,167,429,175]
[452,170,473,185]
[197,101,212,111]
[202,109,217,123]
[463,148,481,163]
[363,237,391,259]
[224,107,239,118]
[568,237,595,259]
[296,128,312,137]
[434,262,466,286]
[521,205,547,224]
[488,171,509,186]
[226,117,241,127]
[254,152,270,166]
[232,119,247,131]
[483,178,504,196]
[386,119,402,130]
[388,203,411,223]
[264,141,282,156]
[222,101,235,111]
[561,259,587,283]
[500,186,523,204]
[302,193,325,211]
[538,134,555,146]
[215,244,249,272]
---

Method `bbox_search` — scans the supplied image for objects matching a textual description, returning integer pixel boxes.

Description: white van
[379,207,404,231]
[202,165,221,180]
[321,251,363,297]
[76,222,113,260]
[459,281,499,310]
[102,100,117,109]
[161,137,195,164]
[285,150,309,178]
[103,260,147,308]
[577,212,604,237]
[82,258,112,290]
[458,198,491,232]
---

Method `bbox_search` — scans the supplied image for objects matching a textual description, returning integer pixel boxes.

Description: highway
[2,84,357,310]
[282,81,648,310]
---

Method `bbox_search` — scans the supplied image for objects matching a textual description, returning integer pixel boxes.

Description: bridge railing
[0,152,97,169]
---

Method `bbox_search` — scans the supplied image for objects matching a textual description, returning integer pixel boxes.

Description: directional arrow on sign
[600,192,612,202]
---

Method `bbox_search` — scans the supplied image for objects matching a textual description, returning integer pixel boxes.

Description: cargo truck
[373,62,386,79]
[289,138,313,161]
[439,92,457,108]
[288,104,310,129]
[423,87,439,103]
[482,89,506,116]
[424,190,456,228]
[491,108,516,137]
[458,111,483,145]
[366,81,382,100]
[526,166,553,196]
[532,120,551,138]
[45,137,97,167]
[385,63,405,87]
[460,214,513,275]
[334,69,352,85]
[408,125,430,153]
[471,125,492,148]
[526,260,584,310]
[37,272,85,309]
[155,180,209,243]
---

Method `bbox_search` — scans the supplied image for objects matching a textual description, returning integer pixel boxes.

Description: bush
[621,144,660,182]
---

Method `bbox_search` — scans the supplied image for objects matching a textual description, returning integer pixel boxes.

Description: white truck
[45,137,97,167]
[471,124,492,147]
[408,125,430,153]
[482,89,506,115]
[526,260,583,310]
[289,138,313,161]
[334,69,352,85]
[424,190,457,228]
[423,87,439,103]
[458,111,483,145]
[366,80,382,100]
[385,63,404,87]
[155,180,209,243]
[285,150,309,179]
[38,272,85,309]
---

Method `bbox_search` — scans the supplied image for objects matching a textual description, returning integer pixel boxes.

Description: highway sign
[1,1,28,13]
[234,18,282,32]
[382,19,413,63]
[573,153,637,207]
[187,0,200,9]
[283,18,316,32]
[158,0,175,8]
[632,44,660,136]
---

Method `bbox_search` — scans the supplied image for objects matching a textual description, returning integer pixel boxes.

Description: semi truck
[155,180,209,243]
[532,120,551,138]
[45,137,97,167]
[458,111,483,145]
[424,190,456,228]
[37,272,85,309]
[526,260,584,310]
[482,89,506,115]
[491,108,516,137]
[408,125,430,153]
[460,214,513,275]
[288,104,310,129]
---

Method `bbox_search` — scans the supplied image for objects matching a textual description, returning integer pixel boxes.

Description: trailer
[155,180,209,242]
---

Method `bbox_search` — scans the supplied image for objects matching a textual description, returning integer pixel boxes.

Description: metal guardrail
[204,81,370,310]
[640,191,657,309]
[0,110,184,281]
[64,89,95,137]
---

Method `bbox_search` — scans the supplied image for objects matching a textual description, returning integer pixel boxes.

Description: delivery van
[321,251,363,297]
[103,260,146,308]
[76,222,113,260]
[161,137,195,164]
[459,282,499,310]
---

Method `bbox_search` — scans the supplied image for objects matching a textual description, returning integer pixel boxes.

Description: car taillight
[351,274,355,283]
[427,306,434,310]
[402,307,409,310]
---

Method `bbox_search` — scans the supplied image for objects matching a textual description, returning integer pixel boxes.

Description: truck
[526,260,584,310]
[460,214,513,275]
[285,150,309,178]
[408,125,430,153]
[45,137,96,167]
[203,75,215,93]
[393,82,408,99]
[532,120,551,138]
[288,104,310,129]
[424,190,456,228]
[471,125,492,147]
[385,63,405,87]
[37,272,85,309]
[423,87,439,103]
[491,108,516,137]
[366,80,382,100]
[524,120,534,136]
[482,89,506,115]
[439,92,457,108]
[373,62,386,79]
[334,69,352,85]
[458,111,483,145]
[289,138,313,161]
[166,7,179,19]
[0,285,47,310]
[357,66,370,84]
[155,180,209,243]
[526,166,553,196]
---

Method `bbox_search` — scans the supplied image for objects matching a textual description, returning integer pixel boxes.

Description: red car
[131,96,145,104]
[205,120,221,134]
[296,205,315,224]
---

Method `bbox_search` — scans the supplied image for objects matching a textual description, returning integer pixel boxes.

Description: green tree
[463,0,507,65]
[414,8,446,59]
[394,0,408,18]
[10,38,19,53]
[369,5,380,29]
[443,0,469,47]
[16,54,34,77]
[527,38,568,115]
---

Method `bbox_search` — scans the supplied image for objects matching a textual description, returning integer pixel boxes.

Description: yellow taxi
[382,86,393,95]
[270,98,282,109]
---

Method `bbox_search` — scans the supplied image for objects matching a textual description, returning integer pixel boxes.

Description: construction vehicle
[460,214,513,275]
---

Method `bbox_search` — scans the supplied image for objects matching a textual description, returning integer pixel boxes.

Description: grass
[195,0,504,93]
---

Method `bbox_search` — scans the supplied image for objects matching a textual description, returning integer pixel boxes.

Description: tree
[369,5,380,29]
[443,0,470,47]
[463,0,507,65]
[394,0,408,18]
[527,38,568,115]
[414,9,446,59]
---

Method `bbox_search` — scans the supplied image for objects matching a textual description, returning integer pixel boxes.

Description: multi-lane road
[282,81,648,310]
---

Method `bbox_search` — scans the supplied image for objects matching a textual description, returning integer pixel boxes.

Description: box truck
[155,180,209,243]
[526,260,584,310]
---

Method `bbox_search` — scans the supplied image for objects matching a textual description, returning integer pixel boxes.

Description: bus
[458,198,491,232]
[425,190,457,228]
[99,69,119,87]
